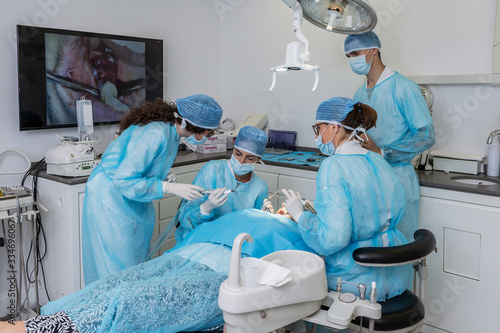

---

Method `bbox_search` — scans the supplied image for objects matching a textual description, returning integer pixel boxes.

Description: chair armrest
[353,229,437,267]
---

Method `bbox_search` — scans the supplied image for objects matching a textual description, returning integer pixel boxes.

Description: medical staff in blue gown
[6,209,314,333]
[175,126,269,242]
[82,95,223,284]
[283,97,411,301]
[343,31,435,241]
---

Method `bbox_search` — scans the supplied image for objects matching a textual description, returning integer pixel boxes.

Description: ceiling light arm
[282,0,310,61]
[269,0,320,92]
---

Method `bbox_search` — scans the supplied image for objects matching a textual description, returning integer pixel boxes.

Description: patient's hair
[117,98,207,135]
[341,102,377,132]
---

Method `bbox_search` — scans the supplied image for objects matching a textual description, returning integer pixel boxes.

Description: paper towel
[258,259,292,287]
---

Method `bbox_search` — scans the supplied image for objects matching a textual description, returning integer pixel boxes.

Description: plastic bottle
[76,98,94,139]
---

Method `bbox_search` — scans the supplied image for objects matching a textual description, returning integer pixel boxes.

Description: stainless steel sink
[450,175,500,186]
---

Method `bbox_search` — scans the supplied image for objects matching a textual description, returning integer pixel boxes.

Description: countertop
[38,148,500,198]
[416,169,500,197]
[37,149,233,186]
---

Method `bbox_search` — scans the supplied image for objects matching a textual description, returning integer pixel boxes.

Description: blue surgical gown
[41,209,314,333]
[297,141,410,301]
[353,70,435,241]
[175,159,269,242]
[82,122,180,284]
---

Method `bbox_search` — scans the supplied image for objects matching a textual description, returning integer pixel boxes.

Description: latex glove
[165,172,177,183]
[261,198,274,214]
[162,182,203,201]
[200,187,229,216]
[282,189,304,222]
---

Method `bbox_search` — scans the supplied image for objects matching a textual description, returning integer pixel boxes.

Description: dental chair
[214,228,436,333]
[345,228,437,332]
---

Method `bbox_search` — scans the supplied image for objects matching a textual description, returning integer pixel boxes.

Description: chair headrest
[353,229,437,265]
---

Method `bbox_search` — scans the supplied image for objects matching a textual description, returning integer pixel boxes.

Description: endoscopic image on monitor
[45,34,147,126]
[17,25,163,131]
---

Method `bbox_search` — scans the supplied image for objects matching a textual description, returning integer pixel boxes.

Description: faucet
[487,130,500,144]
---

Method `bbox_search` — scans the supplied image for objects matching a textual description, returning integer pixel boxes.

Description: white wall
[0,0,222,186]
[2,0,500,183]
[219,0,500,155]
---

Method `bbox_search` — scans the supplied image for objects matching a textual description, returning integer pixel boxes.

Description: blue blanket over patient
[177,208,314,257]
[41,209,314,333]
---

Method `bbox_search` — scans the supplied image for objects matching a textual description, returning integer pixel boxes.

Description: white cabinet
[418,187,500,333]
[255,164,317,210]
[36,177,86,303]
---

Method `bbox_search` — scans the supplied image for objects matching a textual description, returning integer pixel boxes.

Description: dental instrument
[200,189,235,196]
[265,189,316,214]
[145,209,179,262]
[297,193,316,214]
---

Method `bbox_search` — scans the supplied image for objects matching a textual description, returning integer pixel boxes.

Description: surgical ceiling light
[270,0,377,91]
[300,0,377,35]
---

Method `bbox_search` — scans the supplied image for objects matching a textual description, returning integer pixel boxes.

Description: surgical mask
[185,134,207,146]
[349,52,375,76]
[230,155,255,176]
[315,125,336,156]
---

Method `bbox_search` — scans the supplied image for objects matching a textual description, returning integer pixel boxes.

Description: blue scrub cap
[234,126,268,157]
[344,31,381,54]
[316,97,358,124]
[176,94,223,129]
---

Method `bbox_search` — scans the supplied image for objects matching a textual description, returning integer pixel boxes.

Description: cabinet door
[254,170,279,210]
[419,195,500,332]
[35,178,86,303]
[278,174,316,200]
[254,170,278,194]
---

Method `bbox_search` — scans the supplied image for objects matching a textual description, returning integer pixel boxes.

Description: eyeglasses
[312,123,327,136]
[207,130,216,138]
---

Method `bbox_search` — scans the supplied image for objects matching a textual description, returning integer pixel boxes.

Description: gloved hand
[261,198,274,214]
[200,187,229,216]
[282,189,304,222]
[165,172,177,183]
[162,182,204,201]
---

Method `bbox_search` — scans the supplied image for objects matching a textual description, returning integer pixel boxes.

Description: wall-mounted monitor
[17,25,164,131]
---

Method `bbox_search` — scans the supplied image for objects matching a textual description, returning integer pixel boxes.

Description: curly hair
[341,102,377,132]
[117,98,208,135]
